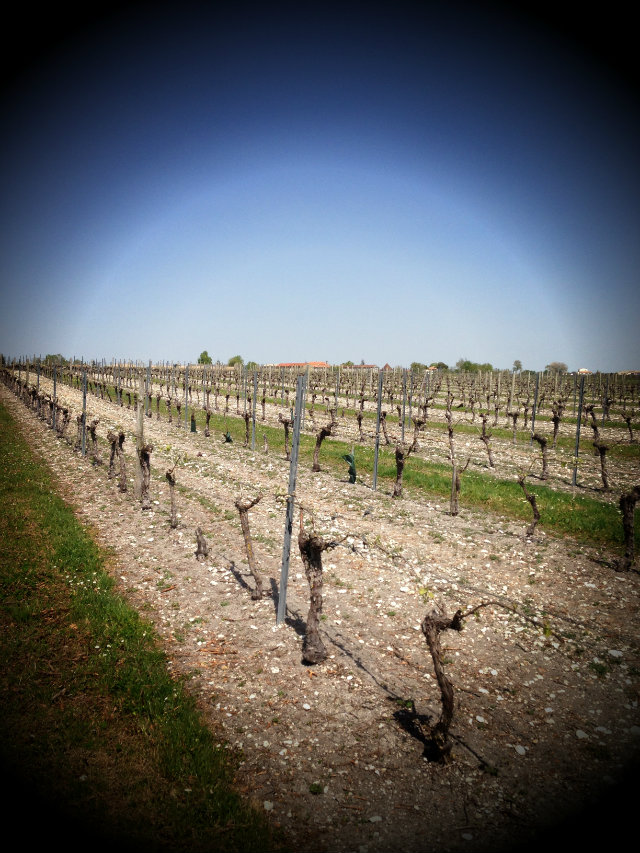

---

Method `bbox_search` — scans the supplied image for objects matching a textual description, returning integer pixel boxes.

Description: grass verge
[0,398,286,853]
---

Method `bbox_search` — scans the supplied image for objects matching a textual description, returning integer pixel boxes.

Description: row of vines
[2,359,639,763]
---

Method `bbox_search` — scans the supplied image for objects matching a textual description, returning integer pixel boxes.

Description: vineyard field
[2,362,639,853]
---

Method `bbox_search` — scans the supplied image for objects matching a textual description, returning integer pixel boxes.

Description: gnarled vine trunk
[116,431,127,492]
[278,413,292,460]
[107,430,118,479]
[298,528,331,664]
[195,527,209,561]
[166,467,178,528]
[518,472,541,537]
[137,442,153,509]
[619,485,640,570]
[393,442,412,498]
[88,418,101,465]
[532,432,549,480]
[234,495,264,599]
[421,608,464,763]
[312,421,335,472]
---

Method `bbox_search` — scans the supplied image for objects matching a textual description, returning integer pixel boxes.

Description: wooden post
[52,364,57,432]
[530,371,540,445]
[135,373,144,499]
[401,369,407,442]
[449,461,458,515]
[145,360,151,416]
[572,374,585,487]
[81,371,87,456]
[251,370,258,450]
[184,364,189,430]
[373,368,384,491]
[508,369,516,413]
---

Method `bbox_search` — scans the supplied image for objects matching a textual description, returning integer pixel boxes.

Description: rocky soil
[3,377,640,853]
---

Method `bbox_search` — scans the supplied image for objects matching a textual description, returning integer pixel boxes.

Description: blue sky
[1,1,638,372]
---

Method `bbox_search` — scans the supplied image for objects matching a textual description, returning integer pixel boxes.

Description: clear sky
[1,1,638,372]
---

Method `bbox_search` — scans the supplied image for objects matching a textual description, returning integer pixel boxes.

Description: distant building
[276,361,330,368]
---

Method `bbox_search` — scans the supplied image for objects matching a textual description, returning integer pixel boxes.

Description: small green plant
[418,586,434,602]
[309,782,323,795]
[156,573,174,591]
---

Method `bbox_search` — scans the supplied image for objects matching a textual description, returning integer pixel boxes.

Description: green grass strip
[191,408,635,553]
[312,438,634,550]
[0,398,286,853]
[35,381,637,553]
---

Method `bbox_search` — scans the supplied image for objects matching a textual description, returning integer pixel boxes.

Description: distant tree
[341,360,354,367]
[410,362,428,372]
[246,360,258,371]
[44,353,69,366]
[545,361,568,373]
[513,359,523,372]
[430,361,448,370]
[455,358,493,373]
[227,355,244,367]
[198,350,212,365]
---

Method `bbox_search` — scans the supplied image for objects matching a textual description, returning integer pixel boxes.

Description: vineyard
[2,359,640,853]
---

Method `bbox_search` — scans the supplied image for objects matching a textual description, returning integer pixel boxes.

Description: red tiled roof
[277,361,330,367]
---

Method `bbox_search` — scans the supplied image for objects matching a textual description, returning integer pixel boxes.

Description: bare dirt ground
[3,379,640,853]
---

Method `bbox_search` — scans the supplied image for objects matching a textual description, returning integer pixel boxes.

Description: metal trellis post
[277,374,305,625]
